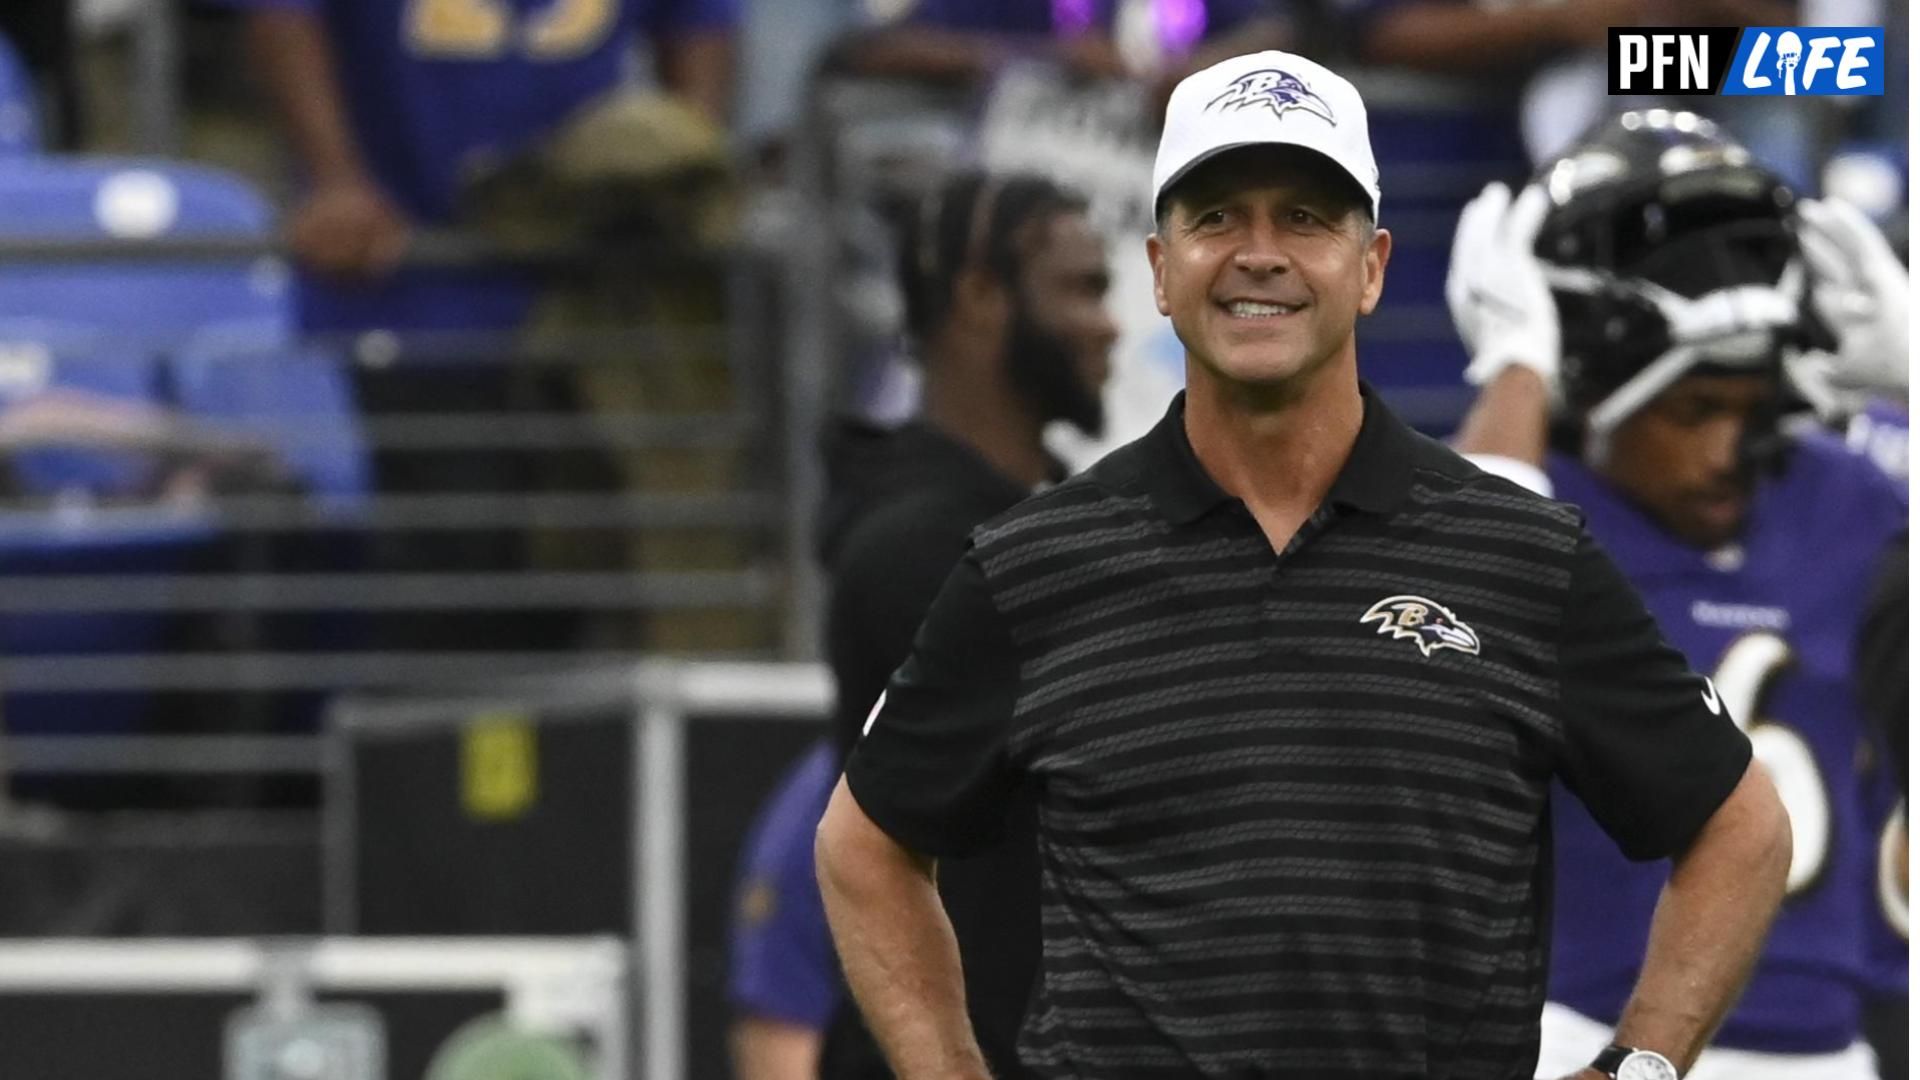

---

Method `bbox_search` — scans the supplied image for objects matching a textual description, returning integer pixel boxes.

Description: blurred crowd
[4,0,1904,309]
[0,0,1901,504]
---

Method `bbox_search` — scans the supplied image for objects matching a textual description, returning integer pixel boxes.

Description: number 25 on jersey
[406,0,617,60]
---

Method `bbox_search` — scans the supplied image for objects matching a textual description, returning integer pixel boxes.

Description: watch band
[1590,1045,1634,1077]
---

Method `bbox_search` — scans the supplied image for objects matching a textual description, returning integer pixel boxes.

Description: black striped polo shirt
[846,385,1750,1078]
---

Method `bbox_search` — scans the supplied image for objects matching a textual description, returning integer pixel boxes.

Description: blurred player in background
[1448,109,1907,1080]
[227,0,747,659]
[725,169,1114,1080]
[232,0,736,322]
[729,740,841,1080]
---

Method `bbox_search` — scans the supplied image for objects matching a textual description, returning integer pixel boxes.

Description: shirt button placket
[1267,505,1333,649]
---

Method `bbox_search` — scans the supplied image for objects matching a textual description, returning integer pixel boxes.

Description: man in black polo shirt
[816,49,1793,1080]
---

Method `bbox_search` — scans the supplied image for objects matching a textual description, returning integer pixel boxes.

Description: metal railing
[326,658,833,1080]
[0,658,828,1077]
[0,226,796,750]
[0,936,631,1080]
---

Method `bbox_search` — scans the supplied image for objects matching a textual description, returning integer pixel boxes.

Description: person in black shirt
[786,170,1115,1080]
[810,170,1116,1080]
[821,169,1115,766]
[817,50,1793,1080]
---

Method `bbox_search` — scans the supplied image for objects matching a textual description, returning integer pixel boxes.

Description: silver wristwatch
[1591,1043,1678,1080]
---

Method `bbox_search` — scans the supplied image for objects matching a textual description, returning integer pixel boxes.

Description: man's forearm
[1453,365,1551,466]
[245,8,372,184]
[1612,761,1791,1071]
[816,779,990,1080]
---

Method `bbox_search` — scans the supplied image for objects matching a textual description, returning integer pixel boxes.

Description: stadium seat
[0,159,368,749]
[0,320,170,497]
[0,158,367,499]
[0,158,285,326]
[167,338,371,507]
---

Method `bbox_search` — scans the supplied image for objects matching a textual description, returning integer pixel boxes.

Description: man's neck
[1184,359,1365,530]
[921,372,1053,491]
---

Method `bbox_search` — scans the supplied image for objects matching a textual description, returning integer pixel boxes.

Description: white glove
[1796,196,1908,399]
[1446,182,1561,394]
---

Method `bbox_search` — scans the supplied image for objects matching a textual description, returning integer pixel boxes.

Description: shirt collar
[1135,381,1419,526]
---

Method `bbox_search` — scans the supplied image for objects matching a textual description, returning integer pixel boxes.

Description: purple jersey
[727,741,841,1030]
[1546,433,1907,1053]
[1842,401,1909,482]
[1838,404,1910,1004]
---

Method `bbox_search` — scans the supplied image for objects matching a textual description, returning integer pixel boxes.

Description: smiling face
[1147,145,1389,397]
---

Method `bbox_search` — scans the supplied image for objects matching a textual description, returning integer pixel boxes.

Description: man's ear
[1357,227,1391,316]
[1147,231,1171,317]
[952,265,1010,329]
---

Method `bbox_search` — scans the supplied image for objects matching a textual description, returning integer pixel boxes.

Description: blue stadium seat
[0,158,367,500]
[168,337,371,507]
[0,320,169,497]
[0,316,202,742]
[0,159,368,743]
[0,32,37,155]
[0,158,285,333]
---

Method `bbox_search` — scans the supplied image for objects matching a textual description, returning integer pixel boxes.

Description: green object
[424,1016,592,1080]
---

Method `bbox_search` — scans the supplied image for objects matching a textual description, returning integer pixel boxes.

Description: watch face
[1617,1050,1679,1080]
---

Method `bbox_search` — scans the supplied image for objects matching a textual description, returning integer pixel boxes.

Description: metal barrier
[0,935,630,1079]
[0,219,796,767]
[327,658,833,1080]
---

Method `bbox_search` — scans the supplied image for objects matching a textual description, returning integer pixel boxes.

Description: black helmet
[1532,109,1830,456]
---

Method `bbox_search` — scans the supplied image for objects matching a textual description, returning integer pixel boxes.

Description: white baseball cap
[1152,51,1381,221]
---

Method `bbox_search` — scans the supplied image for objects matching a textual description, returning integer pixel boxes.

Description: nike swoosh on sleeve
[1700,677,1723,716]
